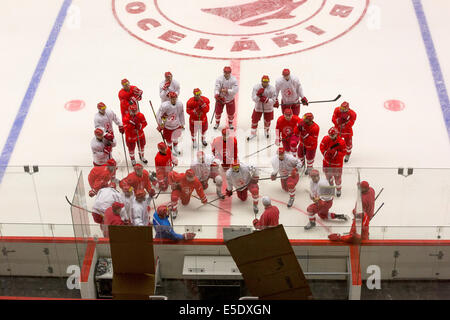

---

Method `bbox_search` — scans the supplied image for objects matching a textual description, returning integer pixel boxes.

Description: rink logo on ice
[112,0,369,60]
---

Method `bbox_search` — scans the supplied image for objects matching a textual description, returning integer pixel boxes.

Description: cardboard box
[226,225,313,300]
[109,225,155,300]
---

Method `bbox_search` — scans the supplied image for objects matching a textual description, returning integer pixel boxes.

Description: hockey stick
[192,195,233,215]
[65,196,97,215]
[370,202,384,221]
[308,94,341,104]
[120,133,130,174]
[244,143,275,158]
[135,128,145,163]
[375,188,384,201]
[258,175,289,181]
[149,100,167,144]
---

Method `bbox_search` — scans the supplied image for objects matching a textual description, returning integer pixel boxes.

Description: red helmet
[283,108,293,116]
[328,127,339,136]
[157,142,167,151]
[303,113,314,121]
[106,159,117,167]
[223,66,232,73]
[231,161,240,169]
[278,147,285,155]
[94,128,104,136]
[185,169,195,178]
[121,78,129,85]
[157,205,168,217]
[261,75,270,82]
[129,104,138,112]
[164,71,172,78]
[340,101,349,109]
[360,181,370,189]
[309,169,320,177]
[282,69,290,76]
[168,91,178,98]
[97,102,106,110]
[112,202,125,210]
[104,133,114,141]
[135,190,146,199]
[134,163,143,169]
[193,88,202,96]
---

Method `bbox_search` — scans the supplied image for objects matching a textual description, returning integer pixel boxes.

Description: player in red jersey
[186,88,210,148]
[291,112,319,174]
[88,159,117,197]
[154,142,177,191]
[119,164,156,197]
[332,101,357,163]
[211,128,238,170]
[123,104,147,165]
[275,108,301,154]
[168,169,207,219]
[320,127,346,197]
[118,78,143,119]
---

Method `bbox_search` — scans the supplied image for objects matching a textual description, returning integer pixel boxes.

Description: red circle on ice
[64,100,86,112]
[384,100,405,112]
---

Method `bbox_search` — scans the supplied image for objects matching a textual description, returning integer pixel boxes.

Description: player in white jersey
[130,190,152,226]
[274,68,308,116]
[91,186,123,235]
[271,147,304,208]
[247,75,277,140]
[191,151,224,199]
[94,102,123,135]
[159,71,181,103]
[91,128,117,166]
[156,91,185,155]
[214,66,239,130]
[225,161,260,214]
[305,170,348,230]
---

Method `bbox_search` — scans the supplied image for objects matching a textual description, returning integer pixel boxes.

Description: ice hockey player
[154,142,177,191]
[169,169,207,219]
[94,102,123,135]
[103,202,129,237]
[305,169,348,230]
[214,66,239,130]
[211,128,238,170]
[131,190,151,226]
[91,186,122,224]
[88,159,117,197]
[248,75,276,140]
[156,91,185,155]
[186,88,210,148]
[191,151,224,199]
[271,147,303,208]
[292,112,319,174]
[320,127,346,197]
[253,196,280,230]
[275,108,301,154]
[118,78,143,118]
[332,101,357,163]
[118,183,133,223]
[225,161,260,214]
[159,71,180,103]
[91,130,117,167]
[152,205,196,241]
[274,68,308,116]
[328,181,375,242]
[120,164,156,198]
[123,104,148,165]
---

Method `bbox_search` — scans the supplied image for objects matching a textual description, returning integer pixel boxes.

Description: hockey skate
[287,197,295,208]
[344,155,350,163]
[192,140,198,149]
[253,204,259,214]
[202,139,208,147]
[139,155,148,164]
[304,167,311,175]
[131,159,137,166]
[336,189,342,197]
[246,133,257,141]
[265,129,270,139]
[172,145,181,156]
[304,221,316,230]
[229,123,234,130]
[213,122,220,130]
[171,208,178,220]
[335,214,349,221]
[216,189,225,200]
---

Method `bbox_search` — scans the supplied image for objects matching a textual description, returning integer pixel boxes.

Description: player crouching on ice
[305,169,349,230]
[88,159,118,197]
[191,151,224,199]
[226,161,260,214]
[123,104,148,165]
[186,88,210,148]
[271,147,304,208]
[168,169,208,220]
[154,142,177,191]
[153,205,196,241]
[91,128,117,166]
[328,181,374,242]
[253,196,280,230]
[248,75,276,140]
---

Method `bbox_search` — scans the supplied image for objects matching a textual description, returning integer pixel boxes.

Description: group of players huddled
[87,66,375,243]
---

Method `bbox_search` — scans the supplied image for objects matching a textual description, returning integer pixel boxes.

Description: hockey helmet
[168,91,178,99]
[121,78,129,85]
[328,127,339,137]
[157,142,167,152]
[309,169,320,178]
[193,88,202,96]
[231,161,240,172]
[94,128,104,136]
[223,66,232,73]
[164,71,172,78]
[157,205,169,218]
[278,147,285,155]
[112,202,124,211]
[261,75,270,82]
[97,102,106,110]
[282,68,290,76]
[283,108,293,116]
[340,101,349,111]
[303,113,314,121]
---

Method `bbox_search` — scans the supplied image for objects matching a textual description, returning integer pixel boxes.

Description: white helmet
[261,196,271,207]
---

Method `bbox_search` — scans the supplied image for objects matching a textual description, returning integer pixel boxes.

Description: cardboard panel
[112,274,155,300]
[226,225,313,300]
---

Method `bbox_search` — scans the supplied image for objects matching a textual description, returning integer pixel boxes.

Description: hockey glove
[89,190,97,197]
[252,219,259,227]
[270,173,277,181]
[226,189,233,197]
[119,125,124,134]
[301,97,309,106]
[259,96,269,103]
[103,145,112,154]
[256,88,265,97]
[148,188,156,198]
[273,100,279,108]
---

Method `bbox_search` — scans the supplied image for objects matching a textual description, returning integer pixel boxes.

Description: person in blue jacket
[152,205,196,240]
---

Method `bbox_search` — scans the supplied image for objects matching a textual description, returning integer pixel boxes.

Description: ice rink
[0,0,449,240]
